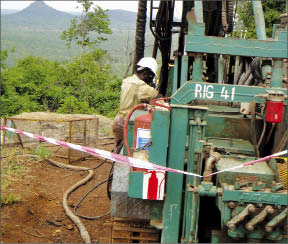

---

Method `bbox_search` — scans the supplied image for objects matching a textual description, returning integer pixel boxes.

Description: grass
[1,193,21,206]
[1,146,38,206]
[1,148,22,205]
[34,144,53,161]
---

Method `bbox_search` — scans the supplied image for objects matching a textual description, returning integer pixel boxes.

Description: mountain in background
[1,1,137,30]
[1,1,74,29]
[1,1,154,73]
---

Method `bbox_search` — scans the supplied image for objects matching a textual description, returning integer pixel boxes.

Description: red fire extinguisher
[132,110,153,172]
[133,110,152,149]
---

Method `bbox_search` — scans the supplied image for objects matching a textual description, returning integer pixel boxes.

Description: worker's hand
[140,98,150,104]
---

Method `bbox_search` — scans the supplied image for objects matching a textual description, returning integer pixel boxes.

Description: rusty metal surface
[277,161,287,189]
[112,218,160,243]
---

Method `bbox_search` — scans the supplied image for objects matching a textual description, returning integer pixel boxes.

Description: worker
[112,57,161,151]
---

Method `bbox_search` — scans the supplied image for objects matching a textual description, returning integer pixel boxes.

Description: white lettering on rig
[206,85,214,99]
[195,84,202,98]
[195,84,215,99]
[195,84,236,101]
[220,86,236,100]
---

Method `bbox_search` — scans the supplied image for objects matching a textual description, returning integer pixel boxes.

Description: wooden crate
[112,218,160,243]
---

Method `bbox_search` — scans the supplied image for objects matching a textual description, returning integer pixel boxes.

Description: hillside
[1,1,74,29]
[1,1,155,73]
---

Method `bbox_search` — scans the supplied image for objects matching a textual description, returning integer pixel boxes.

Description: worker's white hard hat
[137,57,158,76]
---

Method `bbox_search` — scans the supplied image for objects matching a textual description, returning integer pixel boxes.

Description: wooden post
[68,121,72,164]
[1,118,7,148]
[11,120,24,148]
[38,121,42,146]
[95,118,99,148]
[83,120,87,159]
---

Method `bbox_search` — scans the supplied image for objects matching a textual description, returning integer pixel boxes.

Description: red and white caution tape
[1,126,287,178]
[0,126,201,177]
[204,150,288,178]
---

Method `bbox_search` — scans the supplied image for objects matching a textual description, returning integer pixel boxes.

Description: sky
[1,1,140,12]
[1,1,183,17]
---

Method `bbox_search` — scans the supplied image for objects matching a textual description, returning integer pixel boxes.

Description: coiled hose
[46,158,93,243]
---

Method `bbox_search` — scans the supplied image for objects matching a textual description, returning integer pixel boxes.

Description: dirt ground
[1,114,116,243]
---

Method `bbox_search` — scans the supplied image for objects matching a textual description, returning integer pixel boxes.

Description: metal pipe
[233,56,240,84]
[218,55,225,84]
[265,208,288,232]
[194,0,203,23]
[203,152,221,182]
[246,205,274,231]
[252,0,266,40]
[191,55,203,82]
[271,59,284,88]
[227,204,256,230]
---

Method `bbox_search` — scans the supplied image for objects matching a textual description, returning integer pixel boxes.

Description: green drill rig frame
[111,1,288,243]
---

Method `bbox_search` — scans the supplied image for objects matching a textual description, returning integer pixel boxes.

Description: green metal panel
[173,56,179,93]
[185,23,287,58]
[191,56,203,82]
[223,190,288,206]
[206,138,255,156]
[216,156,274,186]
[182,108,207,242]
[180,55,189,86]
[149,111,170,166]
[271,59,284,88]
[172,82,288,105]
[161,107,188,243]
[148,111,170,224]
[206,114,262,142]
[128,172,143,198]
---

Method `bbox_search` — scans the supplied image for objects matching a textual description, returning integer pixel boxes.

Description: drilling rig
[110,0,288,242]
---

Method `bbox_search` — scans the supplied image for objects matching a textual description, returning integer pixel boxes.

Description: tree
[1,53,121,118]
[0,56,65,116]
[237,0,286,39]
[61,0,112,55]
[1,48,15,70]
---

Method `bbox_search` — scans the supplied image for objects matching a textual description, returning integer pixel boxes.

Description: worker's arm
[138,83,159,103]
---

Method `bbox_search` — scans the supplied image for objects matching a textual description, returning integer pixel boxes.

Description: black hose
[251,101,260,158]
[74,179,110,220]
[91,158,107,170]
[133,0,148,71]
[221,0,235,34]
[251,57,263,85]
[154,0,175,95]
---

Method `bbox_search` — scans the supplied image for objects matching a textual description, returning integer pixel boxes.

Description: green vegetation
[1,2,139,70]
[1,1,122,118]
[1,193,22,205]
[61,0,112,54]
[1,148,24,205]
[1,50,122,118]
[236,0,286,39]
[34,145,53,161]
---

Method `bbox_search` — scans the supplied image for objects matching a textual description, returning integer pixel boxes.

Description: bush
[1,50,122,118]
